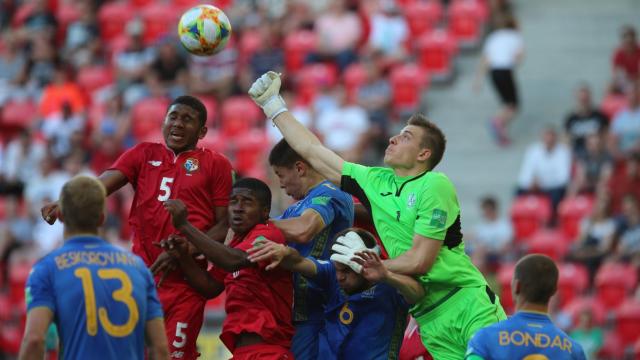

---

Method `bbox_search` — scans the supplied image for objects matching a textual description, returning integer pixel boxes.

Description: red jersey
[211,222,294,353]
[613,45,640,78]
[110,142,233,280]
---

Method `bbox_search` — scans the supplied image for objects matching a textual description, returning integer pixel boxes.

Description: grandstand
[1,0,639,359]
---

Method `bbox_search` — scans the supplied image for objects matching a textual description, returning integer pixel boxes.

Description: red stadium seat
[232,130,269,178]
[389,63,429,115]
[558,195,595,241]
[497,263,516,313]
[98,2,135,42]
[404,0,443,39]
[416,29,458,80]
[1,100,37,129]
[284,31,317,74]
[238,30,264,67]
[447,0,487,47]
[198,129,228,154]
[142,3,178,45]
[510,195,552,241]
[598,331,625,359]
[77,65,114,96]
[0,323,22,356]
[595,262,638,309]
[562,296,607,327]
[555,263,589,308]
[343,63,368,102]
[615,299,640,346]
[8,261,33,305]
[131,0,154,8]
[10,2,35,28]
[131,97,171,140]
[296,63,339,105]
[526,229,570,260]
[220,96,262,138]
[171,0,233,11]
[601,92,628,121]
[198,96,219,128]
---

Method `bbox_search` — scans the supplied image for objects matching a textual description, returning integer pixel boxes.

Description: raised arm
[249,71,344,184]
[354,251,425,304]
[164,200,252,272]
[272,209,326,244]
[247,240,318,278]
[384,234,442,276]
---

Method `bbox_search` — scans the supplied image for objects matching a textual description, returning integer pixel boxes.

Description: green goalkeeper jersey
[341,162,488,314]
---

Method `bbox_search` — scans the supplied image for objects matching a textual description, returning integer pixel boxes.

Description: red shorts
[231,344,294,360]
[158,283,207,360]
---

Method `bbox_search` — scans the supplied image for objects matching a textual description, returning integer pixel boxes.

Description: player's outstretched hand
[41,201,59,225]
[248,71,288,121]
[353,250,389,283]
[163,199,188,229]
[247,239,286,271]
[158,234,190,260]
[149,251,177,284]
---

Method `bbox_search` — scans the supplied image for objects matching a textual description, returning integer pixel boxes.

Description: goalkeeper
[248,72,507,359]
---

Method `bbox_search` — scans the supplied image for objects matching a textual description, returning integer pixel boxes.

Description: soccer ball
[178,5,232,56]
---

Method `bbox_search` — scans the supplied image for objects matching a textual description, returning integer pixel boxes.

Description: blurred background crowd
[0,0,639,358]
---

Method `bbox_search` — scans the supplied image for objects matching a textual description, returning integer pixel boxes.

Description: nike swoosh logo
[148,161,162,167]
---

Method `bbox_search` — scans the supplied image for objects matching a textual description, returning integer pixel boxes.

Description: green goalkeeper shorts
[413,286,507,360]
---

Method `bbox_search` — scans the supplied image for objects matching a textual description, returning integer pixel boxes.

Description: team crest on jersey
[183,158,199,173]
[407,193,417,209]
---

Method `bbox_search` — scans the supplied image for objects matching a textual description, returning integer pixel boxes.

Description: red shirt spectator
[607,154,640,214]
[612,25,640,89]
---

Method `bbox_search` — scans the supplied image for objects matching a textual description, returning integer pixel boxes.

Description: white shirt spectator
[518,142,572,190]
[316,105,369,153]
[483,29,523,69]
[41,112,85,158]
[611,106,640,152]
[472,218,513,252]
[368,12,408,56]
[1,136,46,183]
[316,11,361,53]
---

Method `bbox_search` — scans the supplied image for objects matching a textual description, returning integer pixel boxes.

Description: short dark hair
[169,95,207,127]
[480,196,498,211]
[331,228,378,255]
[407,113,447,170]
[513,254,558,305]
[233,177,272,211]
[268,139,308,167]
[60,176,106,232]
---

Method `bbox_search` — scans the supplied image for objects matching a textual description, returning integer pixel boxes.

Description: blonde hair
[60,176,106,232]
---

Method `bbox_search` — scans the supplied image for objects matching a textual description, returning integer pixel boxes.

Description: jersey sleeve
[109,143,145,185]
[306,186,342,228]
[573,342,587,360]
[140,261,164,321]
[465,330,490,359]
[210,154,233,207]
[414,177,458,240]
[340,162,374,209]
[25,258,56,313]
[304,257,336,292]
[235,226,286,270]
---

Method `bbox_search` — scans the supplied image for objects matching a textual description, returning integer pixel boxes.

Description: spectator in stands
[474,12,524,146]
[611,25,640,93]
[567,194,616,283]
[38,62,86,118]
[0,129,46,196]
[607,152,640,214]
[115,19,155,107]
[23,36,58,92]
[365,0,409,65]
[612,194,640,266]
[21,0,57,42]
[357,59,392,154]
[468,196,513,273]
[92,91,131,147]
[0,31,27,106]
[307,0,361,72]
[517,125,572,217]
[0,196,33,291]
[41,101,86,160]
[63,0,100,68]
[569,309,604,360]
[609,80,640,158]
[564,83,609,157]
[150,38,188,99]
[567,133,612,197]
[316,86,370,162]
[188,45,238,100]
[242,24,284,90]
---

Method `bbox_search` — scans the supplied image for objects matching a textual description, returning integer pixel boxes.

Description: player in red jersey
[40,95,233,359]
[161,178,295,359]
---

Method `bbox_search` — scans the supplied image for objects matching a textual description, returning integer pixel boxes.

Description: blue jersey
[26,236,164,360]
[466,311,587,360]
[279,180,354,323]
[308,258,408,360]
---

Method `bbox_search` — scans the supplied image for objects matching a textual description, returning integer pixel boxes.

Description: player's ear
[294,160,306,175]
[417,148,431,163]
[198,125,208,139]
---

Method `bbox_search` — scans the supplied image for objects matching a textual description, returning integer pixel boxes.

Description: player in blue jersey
[248,228,424,360]
[268,139,354,360]
[465,254,586,360]
[19,176,168,360]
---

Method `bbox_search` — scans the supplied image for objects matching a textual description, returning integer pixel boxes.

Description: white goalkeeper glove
[248,71,288,121]
[330,231,374,273]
